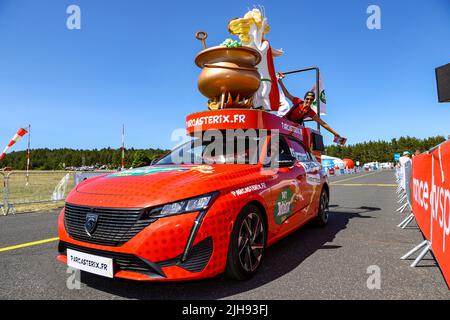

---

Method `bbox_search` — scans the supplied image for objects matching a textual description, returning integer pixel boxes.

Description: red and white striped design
[0,127,28,160]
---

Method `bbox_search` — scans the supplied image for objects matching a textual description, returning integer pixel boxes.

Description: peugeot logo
[85,212,99,236]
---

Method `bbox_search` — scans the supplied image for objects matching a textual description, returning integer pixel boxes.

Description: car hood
[70,164,264,208]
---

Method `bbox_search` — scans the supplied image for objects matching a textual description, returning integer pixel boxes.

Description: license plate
[67,249,114,278]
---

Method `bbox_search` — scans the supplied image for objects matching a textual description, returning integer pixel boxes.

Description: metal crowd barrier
[0,170,113,215]
[394,160,429,267]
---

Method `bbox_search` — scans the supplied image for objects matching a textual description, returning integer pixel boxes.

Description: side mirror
[150,159,158,165]
[278,153,297,168]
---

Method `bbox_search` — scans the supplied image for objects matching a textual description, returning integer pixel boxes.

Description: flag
[310,75,327,115]
[0,127,28,160]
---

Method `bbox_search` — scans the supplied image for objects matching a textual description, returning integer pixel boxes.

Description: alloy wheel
[320,191,329,223]
[237,212,265,273]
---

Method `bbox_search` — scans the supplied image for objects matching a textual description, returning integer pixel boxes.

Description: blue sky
[0,0,449,151]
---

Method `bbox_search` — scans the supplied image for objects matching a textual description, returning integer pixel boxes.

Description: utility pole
[121,124,125,170]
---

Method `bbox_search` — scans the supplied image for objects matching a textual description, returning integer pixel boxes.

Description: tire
[313,188,329,227]
[225,204,266,280]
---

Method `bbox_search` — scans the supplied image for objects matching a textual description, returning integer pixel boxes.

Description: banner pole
[280,67,322,132]
[26,124,31,186]
[281,67,318,75]
[316,68,320,131]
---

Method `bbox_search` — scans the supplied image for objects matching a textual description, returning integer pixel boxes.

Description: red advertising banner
[186,109,305,137]
[411,153,432,240]
[411,140,450,287]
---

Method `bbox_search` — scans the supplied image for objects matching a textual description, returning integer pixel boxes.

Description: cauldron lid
[195,46,262,68]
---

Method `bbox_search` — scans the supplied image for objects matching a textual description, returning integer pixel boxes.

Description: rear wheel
[225,204,266,280]
[313,188,329,227]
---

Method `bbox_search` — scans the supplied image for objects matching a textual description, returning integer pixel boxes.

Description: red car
[57,109,329,281]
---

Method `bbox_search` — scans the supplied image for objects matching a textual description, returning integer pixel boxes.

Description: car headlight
[146,192,218,218]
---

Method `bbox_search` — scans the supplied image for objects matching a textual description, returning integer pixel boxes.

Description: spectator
[399,151,411,166]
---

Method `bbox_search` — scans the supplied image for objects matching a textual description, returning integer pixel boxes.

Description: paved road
[0,170,449,299]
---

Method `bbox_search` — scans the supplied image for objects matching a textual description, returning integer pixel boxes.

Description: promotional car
[57,109,330,281]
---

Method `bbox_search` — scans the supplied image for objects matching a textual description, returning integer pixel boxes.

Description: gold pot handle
[195,31,208,49]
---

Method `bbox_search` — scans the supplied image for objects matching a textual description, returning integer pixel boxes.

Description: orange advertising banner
[411,140,450,288]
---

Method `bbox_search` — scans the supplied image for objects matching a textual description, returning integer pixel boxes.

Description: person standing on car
[277,72,345,144]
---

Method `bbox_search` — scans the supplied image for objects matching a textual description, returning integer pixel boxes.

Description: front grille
[64,203,156,246]
[60,242,165,278]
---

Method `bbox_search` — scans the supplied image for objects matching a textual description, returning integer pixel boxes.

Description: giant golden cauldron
[195,46,262,109]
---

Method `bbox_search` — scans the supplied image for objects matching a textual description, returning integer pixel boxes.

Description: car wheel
[313,188,329,227]
[225,204,266,280]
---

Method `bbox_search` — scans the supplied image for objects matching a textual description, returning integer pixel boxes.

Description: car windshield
[156,135,266,165]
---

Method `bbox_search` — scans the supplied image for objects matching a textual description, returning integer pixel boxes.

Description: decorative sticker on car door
[299,161,322,212]
[274,187,295,224]
[306,173,321,186]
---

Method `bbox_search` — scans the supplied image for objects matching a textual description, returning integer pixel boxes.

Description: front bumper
[57,236,213,281]
[57,206,231,281]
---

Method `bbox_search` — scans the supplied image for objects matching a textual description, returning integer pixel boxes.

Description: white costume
[229,9,290,112]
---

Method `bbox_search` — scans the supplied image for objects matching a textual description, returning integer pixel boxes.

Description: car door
[286,137,322,218]
[266,136,299,237]
[263,135,310,238]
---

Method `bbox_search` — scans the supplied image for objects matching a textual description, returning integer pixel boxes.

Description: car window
[287,138,311,162]
[279,137,291,157]
[266,135,291,157]
[263,135,292,167]
[156,135,265,165]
